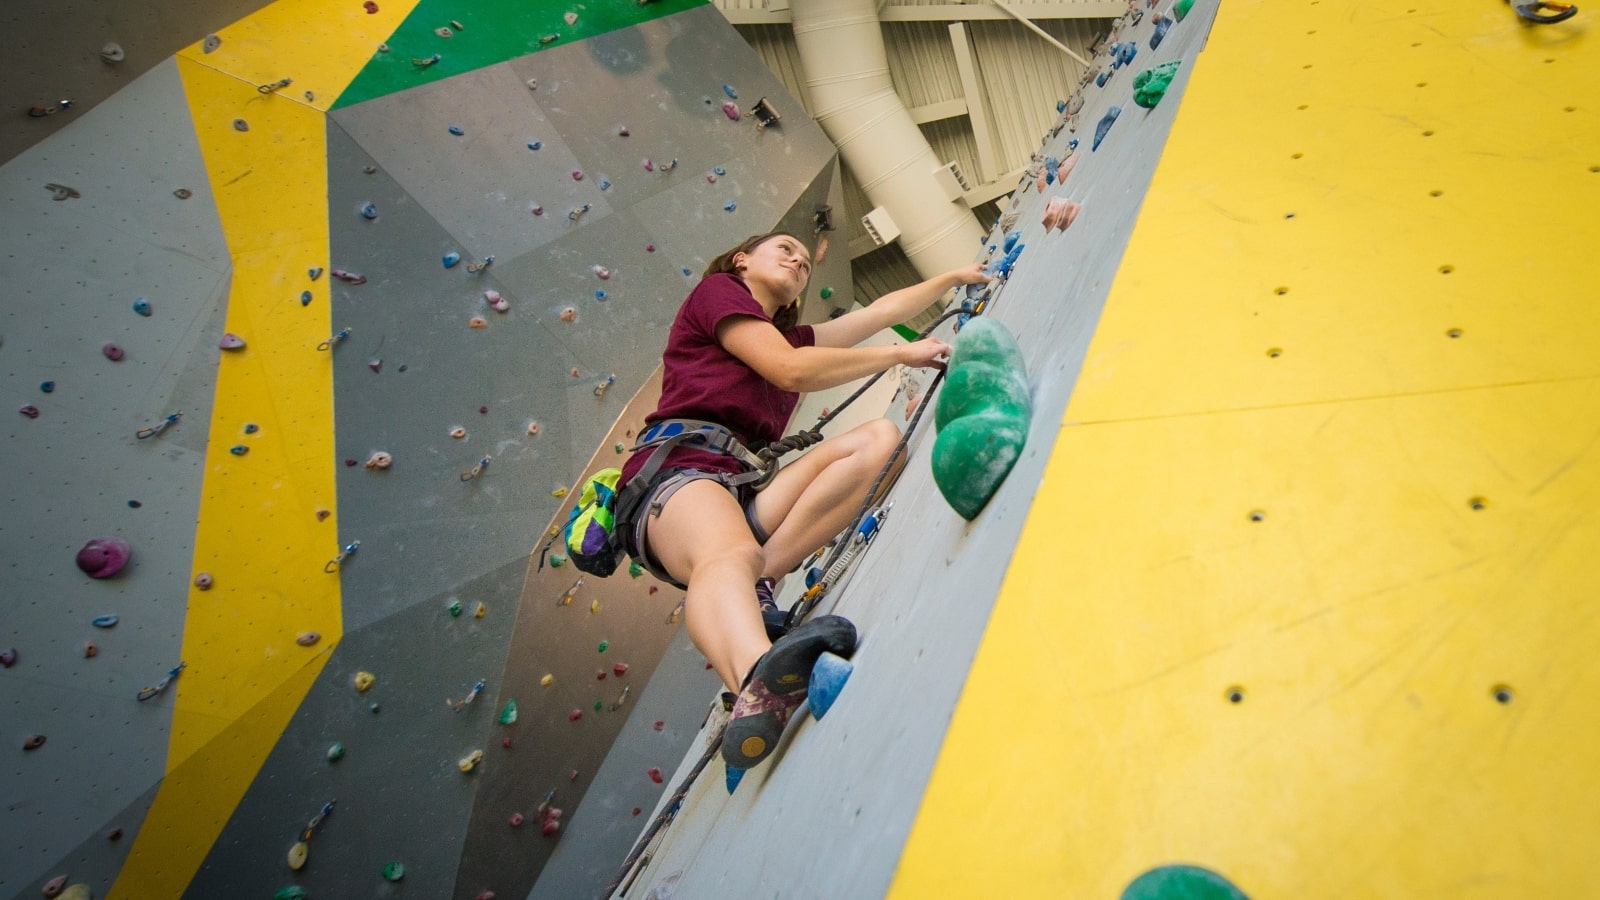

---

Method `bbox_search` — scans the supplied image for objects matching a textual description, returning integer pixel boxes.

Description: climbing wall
[0,0,859,897]
[611,3,1222,898]
[612,1,1599,898]
[893,0,1600,897]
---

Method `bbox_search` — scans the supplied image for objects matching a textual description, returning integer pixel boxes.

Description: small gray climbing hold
[233,118,248,132]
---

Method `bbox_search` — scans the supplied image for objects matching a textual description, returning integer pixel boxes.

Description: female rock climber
[618,230,989,770]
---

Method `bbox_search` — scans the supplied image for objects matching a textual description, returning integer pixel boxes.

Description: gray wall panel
[332,61,616,268]
[0,57,227,896]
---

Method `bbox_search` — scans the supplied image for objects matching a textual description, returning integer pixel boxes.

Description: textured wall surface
[1,1,881,898]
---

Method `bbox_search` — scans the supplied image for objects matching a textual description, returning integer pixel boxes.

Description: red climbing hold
[19,405,40,419]
[106,827,123,841]
[596,670,607,680]
[475,893,496,900]
[632,807,642,816]
[653,720,664,731]
[540,818,560,836]
[364,0,378,11]
[647,767,663,784]
[569,769,579,781]
[568,709,582,722]
[508,812,525,827]
[501,736,512,749]
[613,662,629,677]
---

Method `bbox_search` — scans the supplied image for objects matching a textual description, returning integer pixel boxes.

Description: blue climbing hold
[599,179,611,190]
[1119,41,1137,66]
[724,200,736,212]
[443,251,461,268]
[40,381,55,393]
[92,615,119,628]
[806,652,853,719]
[527,140,542,150]
[595,290,607,300]
[244,423,259,434]
[1093,105,1121,152]
[448,125,464,136]
[300,290,313,306]
[1150,14,1172,49]
[308,267,323,280]
[230,445,249,456]
[1096,68,1112,87]
[1056,99,1067,113]
[360,202,378,220]
[1003,230,1021,253]
[1069,138,1080,151]
[132,297,152,317]
[725,765,745,794]
[722,84,738,99]
[681,267,692,276]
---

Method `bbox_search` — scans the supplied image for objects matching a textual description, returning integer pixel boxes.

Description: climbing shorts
[620,467,770,590]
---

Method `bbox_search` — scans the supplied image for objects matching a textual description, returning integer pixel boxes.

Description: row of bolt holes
[1266,270,1463,359]
[1247,496,1489,522]
[1226,685,1515,705]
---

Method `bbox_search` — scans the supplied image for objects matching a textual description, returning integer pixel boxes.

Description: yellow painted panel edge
[109,654,333,900]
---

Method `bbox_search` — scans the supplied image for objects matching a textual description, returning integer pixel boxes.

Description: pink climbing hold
[76,536,132,579]
[19,405,40,419]
[509,812,525,827]
[1041,197,1082,232]
[368,358,382,373]
[103,343,125,361]
[642,159,654,172]
[541,818,560,836]
[721,102,741,121]
[568,709,582,722]
[219,333,246,350]
[571,170,583,181]
[41,875,68,897]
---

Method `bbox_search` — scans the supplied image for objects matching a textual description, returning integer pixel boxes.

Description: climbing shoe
[755,577,791,642]
[722,615,858,770]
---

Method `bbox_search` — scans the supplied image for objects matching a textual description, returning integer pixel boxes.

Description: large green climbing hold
[935,361,1031,432]
[1173,0,1195,20]
[932,411,1028,520]
[932,318,1030,520]
[947,317,1025,373]
[1133,60,1183,110]
[273,887,308,900]
[1122,865,1250,900]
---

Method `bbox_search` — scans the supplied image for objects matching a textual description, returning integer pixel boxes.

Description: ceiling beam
[717,1,1122,25]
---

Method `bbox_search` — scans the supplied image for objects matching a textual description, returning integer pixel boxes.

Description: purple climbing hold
[19,404,40,419]
[76,536,132,579]
[103,343,125,361]
[219,333,247,350]
[1,647,16,667]
[1093,105,1121,152]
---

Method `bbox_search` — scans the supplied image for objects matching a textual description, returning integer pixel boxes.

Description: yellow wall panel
[176,0,423,114]
[895,379,1600,896]
[895,0,1598,896]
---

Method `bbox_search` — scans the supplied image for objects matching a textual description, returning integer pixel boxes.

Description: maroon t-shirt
[622,272,815,484]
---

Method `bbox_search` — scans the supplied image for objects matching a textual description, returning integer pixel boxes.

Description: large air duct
[790,0,989,278]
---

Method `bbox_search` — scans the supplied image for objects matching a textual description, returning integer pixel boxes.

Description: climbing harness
[1509,0,1577,22]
